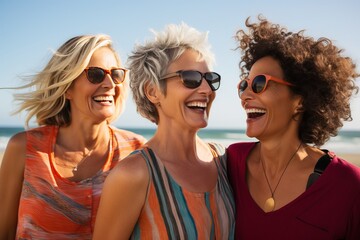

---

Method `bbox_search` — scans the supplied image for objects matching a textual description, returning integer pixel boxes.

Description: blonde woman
[0,34,145,239]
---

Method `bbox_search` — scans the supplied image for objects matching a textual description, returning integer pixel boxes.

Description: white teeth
[246,108,266,114]
[93,96,113,101]
[187,102,207,108]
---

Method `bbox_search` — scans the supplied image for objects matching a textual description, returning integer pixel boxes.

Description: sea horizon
[0,126,359,154]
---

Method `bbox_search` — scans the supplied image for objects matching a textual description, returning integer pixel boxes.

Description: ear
[65,90,72,100]
[293,96,304,114]
[144,81,161,104]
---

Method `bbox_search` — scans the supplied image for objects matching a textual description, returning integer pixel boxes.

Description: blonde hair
[12,34,127,127]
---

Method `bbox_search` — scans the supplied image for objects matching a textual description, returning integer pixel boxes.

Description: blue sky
[1,0,359,130]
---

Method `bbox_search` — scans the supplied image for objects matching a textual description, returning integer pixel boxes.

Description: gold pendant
[264,197,275,212]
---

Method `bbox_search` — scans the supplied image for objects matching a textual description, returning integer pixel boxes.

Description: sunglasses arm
[160,72,180,81]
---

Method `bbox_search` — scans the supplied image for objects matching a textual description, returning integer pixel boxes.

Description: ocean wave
[0,137,9,152]
[0,129,359,154]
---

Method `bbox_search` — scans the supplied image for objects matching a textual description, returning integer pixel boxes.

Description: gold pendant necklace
[72,128,113,172]
[72,148,94,172]
[260,142,302,212]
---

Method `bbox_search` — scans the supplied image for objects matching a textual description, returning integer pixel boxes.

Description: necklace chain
[73,129,113,172]
[72,148,95,172]
[260,142,302,206]
[54,127,113,172]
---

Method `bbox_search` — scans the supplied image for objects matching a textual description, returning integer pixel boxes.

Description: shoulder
[1,131,27,174]
[26,125,55,134]
[4,126,55,162]
[207,142,227,170]
[328,156,360,209]
[227,141,256,152]
[103,150,150,211]
[26,125,57,141]
[227,142,257,158]
[8,131,27,147]
[332,155,360,181]
[323,155,360,200]
[110,126,146,144]
[208,142,226,155]
[108,149,149,187]
[95,150,150,239]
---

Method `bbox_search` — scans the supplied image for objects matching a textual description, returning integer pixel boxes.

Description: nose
[238,82,253,100]
[102,73,116,88]
[198,78,214,94]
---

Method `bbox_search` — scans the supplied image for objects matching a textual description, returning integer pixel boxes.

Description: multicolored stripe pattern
[16,125,145,239]
[130,143,235,239]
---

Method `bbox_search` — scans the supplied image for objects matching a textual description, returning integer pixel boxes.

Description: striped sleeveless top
[130,143,235,239]
[16,125,145,239]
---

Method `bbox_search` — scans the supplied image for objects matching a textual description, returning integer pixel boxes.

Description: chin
[97,112,115,121]
[190,121,208,130]
[246,128,258,138]
[199,123,209,130]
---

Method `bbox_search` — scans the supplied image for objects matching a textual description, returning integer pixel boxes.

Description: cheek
[209,90,216,101]
[115,85,125,104]
[263,90,285,107]
[202,93,215,115]
[115,85,121,96]
[269,95,295,119]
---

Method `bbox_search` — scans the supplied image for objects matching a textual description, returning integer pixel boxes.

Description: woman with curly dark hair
[227,15,360,239]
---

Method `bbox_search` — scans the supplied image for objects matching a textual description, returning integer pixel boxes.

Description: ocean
[0,127,359,154]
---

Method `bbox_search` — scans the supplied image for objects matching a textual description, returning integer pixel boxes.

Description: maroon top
[227,142,360,240]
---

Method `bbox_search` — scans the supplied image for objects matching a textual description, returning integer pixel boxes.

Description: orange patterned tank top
[16,125,145,239]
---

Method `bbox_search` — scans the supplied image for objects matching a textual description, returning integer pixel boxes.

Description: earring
[296,104,304,112]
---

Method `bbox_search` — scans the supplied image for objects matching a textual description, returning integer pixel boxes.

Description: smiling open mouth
[187,101,207,111]
[93,96,114,104]
[246,108,266,118]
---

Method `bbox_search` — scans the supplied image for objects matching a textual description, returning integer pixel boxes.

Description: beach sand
[0,151,359,167]
[336,153,360,167]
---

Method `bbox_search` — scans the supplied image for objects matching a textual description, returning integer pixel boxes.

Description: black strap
[306,150,332,189]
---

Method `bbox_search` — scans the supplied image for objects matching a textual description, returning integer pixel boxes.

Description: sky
[1,0,360,130]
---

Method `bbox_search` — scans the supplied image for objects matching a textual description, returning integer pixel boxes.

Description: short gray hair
[127,23,215,124]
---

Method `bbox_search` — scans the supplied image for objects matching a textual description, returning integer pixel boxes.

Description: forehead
[88,47,119,68]
[249,56,284,79]
[167,49,209,73]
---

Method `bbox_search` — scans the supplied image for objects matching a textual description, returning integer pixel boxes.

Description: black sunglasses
[238,74,294,97]
[84,67,127,84]
[160,70,221,91]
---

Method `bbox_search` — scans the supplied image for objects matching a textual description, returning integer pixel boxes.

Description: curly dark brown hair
[235,15,359,146]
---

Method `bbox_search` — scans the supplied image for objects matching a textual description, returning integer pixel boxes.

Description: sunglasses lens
[252,75,266,93]
[204,72,221,91]
[111,69,125,84]
[87,68,105,84]
[239,80,248,93]
[181,71,202,89]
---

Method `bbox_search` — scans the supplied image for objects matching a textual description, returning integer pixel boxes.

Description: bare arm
[0,132,26,239]
[93,153,149,240]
